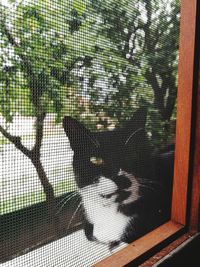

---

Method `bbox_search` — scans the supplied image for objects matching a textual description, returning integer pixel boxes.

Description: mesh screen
[1,0,179,266]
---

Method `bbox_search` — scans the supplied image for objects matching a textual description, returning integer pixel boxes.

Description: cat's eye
[90,157,104,166]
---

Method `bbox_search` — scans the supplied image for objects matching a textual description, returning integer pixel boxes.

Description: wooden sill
[93,221,184,267]
[140,232,199,266]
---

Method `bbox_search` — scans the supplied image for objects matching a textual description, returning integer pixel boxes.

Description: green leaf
[73,0,86,16]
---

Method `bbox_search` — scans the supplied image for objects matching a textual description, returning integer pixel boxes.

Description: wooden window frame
[94,0,200,266]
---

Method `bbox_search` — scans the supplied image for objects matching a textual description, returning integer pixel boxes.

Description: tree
[82,0,179,146]
[0,0,95,230]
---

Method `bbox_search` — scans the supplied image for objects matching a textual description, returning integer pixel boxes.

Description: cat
[63,107,174,248]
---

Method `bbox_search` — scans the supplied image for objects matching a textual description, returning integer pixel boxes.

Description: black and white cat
[63,108,174,248]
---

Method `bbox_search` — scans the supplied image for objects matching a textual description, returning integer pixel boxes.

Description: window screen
[1,0,179,266]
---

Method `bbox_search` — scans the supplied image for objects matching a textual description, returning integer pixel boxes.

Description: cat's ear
[123,107,147,146]
[63,116,99,151]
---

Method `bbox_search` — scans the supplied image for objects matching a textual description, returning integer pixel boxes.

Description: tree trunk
[31,157,62,235]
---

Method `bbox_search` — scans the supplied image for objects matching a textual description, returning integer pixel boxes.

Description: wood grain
[190,62,200,231]
[140,233,195,267]
[93,221,183,267]
[172,0,197,225]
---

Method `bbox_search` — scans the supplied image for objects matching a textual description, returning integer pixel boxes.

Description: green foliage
[0,0,180,148]
[82,0,180,147]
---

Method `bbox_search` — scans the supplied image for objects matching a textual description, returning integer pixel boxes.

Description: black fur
[63,108,174,245]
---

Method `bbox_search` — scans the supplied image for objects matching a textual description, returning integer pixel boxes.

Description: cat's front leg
[84,218,96,241]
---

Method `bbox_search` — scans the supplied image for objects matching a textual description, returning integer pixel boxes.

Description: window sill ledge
[94,221,184,267]
[1,229,127,267]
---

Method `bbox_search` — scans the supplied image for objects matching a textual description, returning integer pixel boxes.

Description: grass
[1,179,77,215]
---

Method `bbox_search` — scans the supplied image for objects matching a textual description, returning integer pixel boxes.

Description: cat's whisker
[86,133,100,148]
[137,178,161,185]
[66,200,82,233]
[138,183,156,192]
[125,128,143,145]
[56,192,78,208]
[137,180,156,186]
[56,192,79,215]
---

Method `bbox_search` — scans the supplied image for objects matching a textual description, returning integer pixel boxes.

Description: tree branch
[0,124,32,158]
[32,112,46,156]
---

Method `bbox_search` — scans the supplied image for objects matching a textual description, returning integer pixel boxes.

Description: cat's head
[63,107,150,190]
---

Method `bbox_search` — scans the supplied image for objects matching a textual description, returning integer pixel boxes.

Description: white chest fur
[80,177,130,244]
